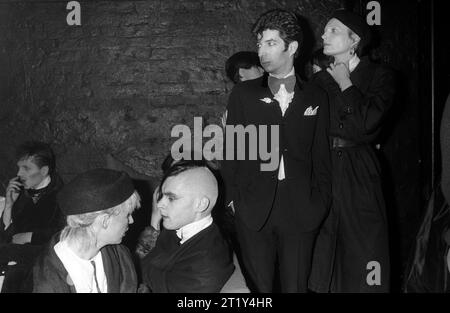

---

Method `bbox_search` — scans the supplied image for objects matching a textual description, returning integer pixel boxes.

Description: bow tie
[26,186,47,196]
[268,75,296,95]
[25,186,49,203]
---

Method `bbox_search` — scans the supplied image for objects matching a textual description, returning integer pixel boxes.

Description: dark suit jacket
[141,223,234,293]
[0,174,64,245]
[314,56,396,143]
[222,73,331,232]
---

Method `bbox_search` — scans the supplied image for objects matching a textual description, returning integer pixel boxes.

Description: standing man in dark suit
[222,9,331,292]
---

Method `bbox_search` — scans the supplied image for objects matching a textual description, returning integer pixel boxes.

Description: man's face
[157,173,197,230]
[257,29,295,76]
[322,18,355,57]
[104,205,135,245]
[238,66,263,82]
[16,157,48,189]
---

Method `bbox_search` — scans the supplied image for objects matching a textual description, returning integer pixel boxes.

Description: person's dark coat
[309,57,395,292]
[32,233,138,293]
[0,173,64,245]
[0,174,64,292]
[221,74,332,232]
[141,223,234,293]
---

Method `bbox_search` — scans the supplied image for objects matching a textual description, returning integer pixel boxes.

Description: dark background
[0,0,447,291]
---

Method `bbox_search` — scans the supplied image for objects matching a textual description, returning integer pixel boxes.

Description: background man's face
[257,29,294,76]
[157,173,197,230]
[238,66,263,82]
[16,156,48,189]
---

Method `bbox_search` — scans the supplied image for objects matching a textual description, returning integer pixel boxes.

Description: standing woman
[309,10,395,292]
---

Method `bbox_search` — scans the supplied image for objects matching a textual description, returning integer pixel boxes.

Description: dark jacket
[32,233,138,293]
[309,57,395,292]
[1,174,64,245]
[221,73,331,232]
[141,223,234,293]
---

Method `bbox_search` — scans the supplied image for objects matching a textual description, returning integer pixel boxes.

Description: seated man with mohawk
[136,160,234,293]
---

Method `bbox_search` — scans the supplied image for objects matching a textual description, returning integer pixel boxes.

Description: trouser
[235,180,318,292]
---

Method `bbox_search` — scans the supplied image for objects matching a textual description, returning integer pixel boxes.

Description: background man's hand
[151,187,162,230]
[228,201,235,215]
[5,177,22,207]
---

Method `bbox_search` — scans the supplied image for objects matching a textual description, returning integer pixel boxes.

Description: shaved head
[173,167,218,212]
[157,164,220,229]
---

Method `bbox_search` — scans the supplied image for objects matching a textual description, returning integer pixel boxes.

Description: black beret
[331,9,371,46]
[58,168,135,216]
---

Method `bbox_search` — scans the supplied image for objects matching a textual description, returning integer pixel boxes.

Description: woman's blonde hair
[59,191,141,250]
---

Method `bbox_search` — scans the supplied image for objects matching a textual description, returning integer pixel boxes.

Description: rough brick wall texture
[0,0,343,184]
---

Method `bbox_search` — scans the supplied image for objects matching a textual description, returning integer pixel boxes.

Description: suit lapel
[283,74,303,118]
[258,73,282,117]
[164,225,213,268]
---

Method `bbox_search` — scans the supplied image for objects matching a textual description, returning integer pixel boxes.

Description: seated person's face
[157,173,198,230]
[103,205,136,245]
[16,156,48,189]
[238,66,264,82]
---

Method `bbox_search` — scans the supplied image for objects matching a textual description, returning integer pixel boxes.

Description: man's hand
[12,232,32,244]
[135,226,160,259]
[228,201,235,215]
[221,110,228,129]
[2,177,22,229]
[327,62,352,91]
[5,177,22,208]
[151,187,162,230]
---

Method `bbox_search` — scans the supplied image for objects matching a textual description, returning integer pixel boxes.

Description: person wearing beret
[136,160,234,293]
[309,9,395,292]
[32,168,140,293]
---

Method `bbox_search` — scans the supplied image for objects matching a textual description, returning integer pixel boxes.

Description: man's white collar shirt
[176,215,213,245]
[34,175,51,190]
[54,240,108,293]
[270,67,295,181]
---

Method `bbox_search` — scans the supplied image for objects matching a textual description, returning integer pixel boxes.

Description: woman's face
[103,206,135,245]
[321,18,356,58]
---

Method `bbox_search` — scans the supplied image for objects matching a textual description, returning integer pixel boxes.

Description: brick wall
[0,0,342,183]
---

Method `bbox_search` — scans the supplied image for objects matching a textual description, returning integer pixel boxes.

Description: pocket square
[304,106,319,116]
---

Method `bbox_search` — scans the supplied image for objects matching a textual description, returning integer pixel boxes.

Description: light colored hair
[347,29,362,56]
[60,191,141,250]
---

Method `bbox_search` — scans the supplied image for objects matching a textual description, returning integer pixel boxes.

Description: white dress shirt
[269,67,295,181]
[176,214,213,245]
[34,175,51,190]
[54,240,108,293]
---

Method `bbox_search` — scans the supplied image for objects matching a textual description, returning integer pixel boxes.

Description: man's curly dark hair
[252,9,303,58]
